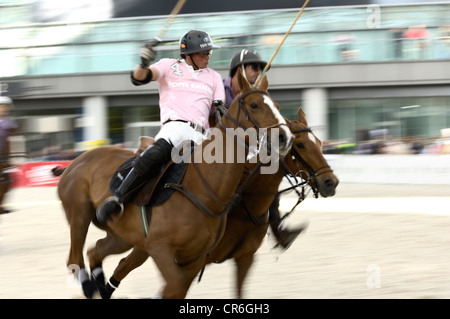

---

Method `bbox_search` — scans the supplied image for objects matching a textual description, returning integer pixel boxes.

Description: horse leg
[64,202,97,298]
[234,254,255,299]
[0,183,9,214]
[87,232,133,299]
[98,247,150,299]
[151,245,205,299]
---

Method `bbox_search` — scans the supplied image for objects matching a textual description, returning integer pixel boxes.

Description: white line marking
[4,200,61,207]
[4,196,450,216]
[280,197,450,216]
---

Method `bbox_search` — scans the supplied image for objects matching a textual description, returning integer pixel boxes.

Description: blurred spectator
[409,137,425,154]
[390,27,406,59]
[0,96,18,215]
[437,25,450,59]
[333,33,359,61]
[403,25,430,59]
[322,135,450,155]
[422,136,450,154]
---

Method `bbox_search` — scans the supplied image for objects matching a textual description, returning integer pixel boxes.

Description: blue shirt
[223,77,235,109]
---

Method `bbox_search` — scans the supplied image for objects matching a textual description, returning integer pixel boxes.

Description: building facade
[1,2,449,156]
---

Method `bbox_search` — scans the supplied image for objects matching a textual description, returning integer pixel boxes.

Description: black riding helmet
[229,49,268,77]
[179,30,220,57]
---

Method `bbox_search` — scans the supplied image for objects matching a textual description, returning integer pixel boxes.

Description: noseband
[276,127,334,219]
[279,127,334,201]
[290,127,333,179]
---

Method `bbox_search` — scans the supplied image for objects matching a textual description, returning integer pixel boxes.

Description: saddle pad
[109,156,188,207]
[150,161,188,207]
[139,161,187,237]
[108,156,188,237]
[109,157,134,194]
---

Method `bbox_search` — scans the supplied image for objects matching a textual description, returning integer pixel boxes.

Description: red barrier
[10,161,71,188]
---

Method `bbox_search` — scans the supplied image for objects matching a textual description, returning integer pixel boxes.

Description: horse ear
[258,74,269,92]
[297,106,308,126]
[237,67,251,93]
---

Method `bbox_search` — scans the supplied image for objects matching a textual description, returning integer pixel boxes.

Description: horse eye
[250,103,258,109]
[296,142,305,149]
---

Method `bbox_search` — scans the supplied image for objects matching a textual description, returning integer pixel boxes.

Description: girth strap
[164,161,264,219]
[164,182,239,219]
[163,161,264,270]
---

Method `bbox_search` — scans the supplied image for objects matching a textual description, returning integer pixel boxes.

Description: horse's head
[224,69,293,157]
[285,107,339,198]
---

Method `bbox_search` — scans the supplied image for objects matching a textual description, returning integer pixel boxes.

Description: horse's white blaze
[308,132,317,145]
[262,95,293,148]
[263,95,286,125]
[263,95,292,135]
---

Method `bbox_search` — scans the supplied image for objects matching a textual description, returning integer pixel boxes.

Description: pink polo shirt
[152,58,225,129]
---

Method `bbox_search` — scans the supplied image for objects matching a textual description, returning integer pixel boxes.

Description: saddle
[109,136,189,208]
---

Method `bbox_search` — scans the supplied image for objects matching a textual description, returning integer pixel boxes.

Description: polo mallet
[155,0,187,42]
[254,0,311,88]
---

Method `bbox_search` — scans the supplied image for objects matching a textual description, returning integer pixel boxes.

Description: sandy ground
[1,182,450,299]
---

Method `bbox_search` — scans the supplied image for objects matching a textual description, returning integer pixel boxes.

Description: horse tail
[51,166,66,177]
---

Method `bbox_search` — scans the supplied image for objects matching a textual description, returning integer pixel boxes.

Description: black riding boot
[269,194,306,250]
[96,138,172,225]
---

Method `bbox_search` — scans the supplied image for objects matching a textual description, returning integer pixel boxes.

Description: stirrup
[96,196,124,225]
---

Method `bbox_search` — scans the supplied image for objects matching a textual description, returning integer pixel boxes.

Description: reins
[231,125,336,229]
[168,90,284,220]
[165,90,283,268]
[165,160,264,220]
[273,127,335,223]
[221,90,269,131]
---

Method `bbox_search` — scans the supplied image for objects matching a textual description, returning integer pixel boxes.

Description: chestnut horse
[57,72,294,299]
[204,107,338,297]
[81,106,338,299]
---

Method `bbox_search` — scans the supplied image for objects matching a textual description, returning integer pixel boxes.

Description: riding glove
[140,39,160,68]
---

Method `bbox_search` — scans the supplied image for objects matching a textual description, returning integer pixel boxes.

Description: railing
[1,30,448,77]
[0,3,449,77]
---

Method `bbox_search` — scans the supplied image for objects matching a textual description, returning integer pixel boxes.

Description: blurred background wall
[0,1,449,178]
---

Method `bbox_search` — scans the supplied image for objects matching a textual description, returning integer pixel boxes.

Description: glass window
[2,4,450,77]
[329,96,450,143]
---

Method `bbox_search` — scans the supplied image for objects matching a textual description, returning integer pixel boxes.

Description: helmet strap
[188,54,200,70]
[240,64,248,82]
[239,49,249,82]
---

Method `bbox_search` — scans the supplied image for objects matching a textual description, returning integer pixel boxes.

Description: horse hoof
[0,208,14,215]
[101,277,121,299]
[91,290,102,299]
[81,278,98,299]
[92,267,108,298]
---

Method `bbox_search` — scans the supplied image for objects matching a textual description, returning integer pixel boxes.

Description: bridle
[172,90,290,221]
[187,90,292,219]
[289,127,334,179]
[167,90,290,268]
[276,127,334,218]
[217,90,289,137]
